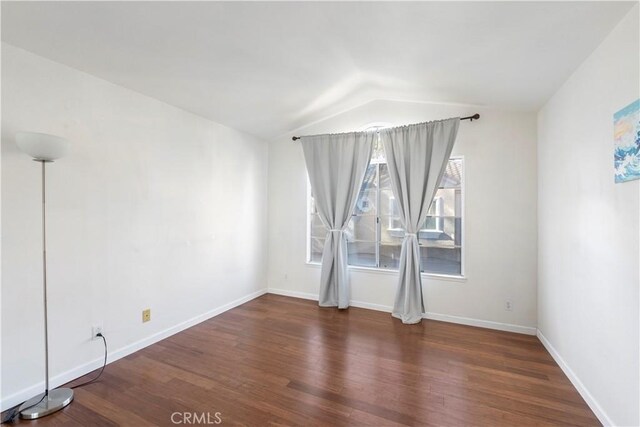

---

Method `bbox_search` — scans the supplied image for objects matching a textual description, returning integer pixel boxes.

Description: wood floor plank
[5,294,600,426]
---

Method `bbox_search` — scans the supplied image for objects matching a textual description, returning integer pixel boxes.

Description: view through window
[308,134,464,276]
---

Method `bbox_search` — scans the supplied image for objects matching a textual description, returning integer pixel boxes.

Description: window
[308,133,464,277]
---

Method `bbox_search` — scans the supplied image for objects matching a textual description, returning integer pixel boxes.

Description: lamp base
[19,388,73,419]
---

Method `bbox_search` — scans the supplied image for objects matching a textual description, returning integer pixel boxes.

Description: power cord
[70,333,108,389]
[0,394,45,424]
[1,333,108,424]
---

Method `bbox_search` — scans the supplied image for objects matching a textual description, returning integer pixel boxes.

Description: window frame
[305,151,466,281]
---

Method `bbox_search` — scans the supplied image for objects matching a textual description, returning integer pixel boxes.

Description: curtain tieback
[329,229,342,232]
[404,232,417,237]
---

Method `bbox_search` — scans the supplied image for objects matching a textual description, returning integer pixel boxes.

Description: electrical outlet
[91,324,103,340]
[142,308,151,323]
[505,300,513,311]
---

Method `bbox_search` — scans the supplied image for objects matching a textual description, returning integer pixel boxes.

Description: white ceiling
[1,1,635,139]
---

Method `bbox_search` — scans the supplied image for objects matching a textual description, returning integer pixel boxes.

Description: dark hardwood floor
[6,294,600,426]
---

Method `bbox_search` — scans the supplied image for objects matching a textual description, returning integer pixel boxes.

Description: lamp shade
[16,132,70,161]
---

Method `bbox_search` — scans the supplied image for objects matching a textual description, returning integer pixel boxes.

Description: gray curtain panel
[302,132,374,308]
[380,118,460,324]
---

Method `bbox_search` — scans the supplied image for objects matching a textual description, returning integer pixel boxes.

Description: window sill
[305,261,466,282]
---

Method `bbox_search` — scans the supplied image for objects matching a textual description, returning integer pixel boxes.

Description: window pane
[361,164,378,190]
[380,216,403,243]
[371,136,386,163]
[380,201,403,269]
[348,242,377,267]
[440,158,463,188]
[431,188,461,217]
[380,162,402,270]
[309,192,318,214]
[379,164,391,191]
[420,246,461,276]
[420,160,463,275]
[379,189,397,218]
[310,237,325,263]
[419,217,461,247]
[310,214,326,238]
[346,215,376,242]
[379,243,401,269]
[354,189,377,215]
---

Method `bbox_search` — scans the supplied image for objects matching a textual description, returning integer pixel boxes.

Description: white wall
[267,99,538,333]
[537,5,639,426]
[0,44,268,409]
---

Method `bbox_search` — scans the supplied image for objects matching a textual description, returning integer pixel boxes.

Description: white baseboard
[267,288,536,335]
[268,288,318,302]
[1,288,268,411]
[425,312,536,335]
[536,330,613,427]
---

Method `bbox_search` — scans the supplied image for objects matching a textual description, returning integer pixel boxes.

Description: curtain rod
[291,113,480,141]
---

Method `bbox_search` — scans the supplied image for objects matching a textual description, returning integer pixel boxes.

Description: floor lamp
[15,132,73,419]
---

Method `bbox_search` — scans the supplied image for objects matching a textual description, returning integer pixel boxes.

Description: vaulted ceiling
[2,1,635,139]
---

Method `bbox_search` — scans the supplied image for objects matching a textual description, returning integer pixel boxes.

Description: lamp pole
[40,160,50,397]
[16,132,74,420]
